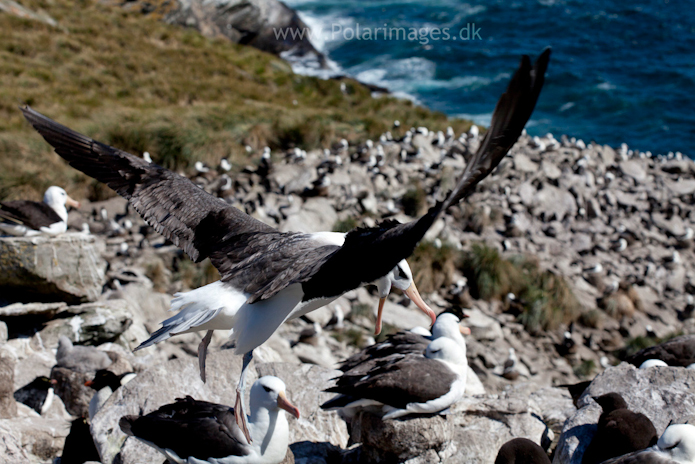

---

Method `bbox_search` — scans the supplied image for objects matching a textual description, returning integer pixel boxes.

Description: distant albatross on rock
[0,185,80,236]
[21,47,550,442]
[119,376,299,464]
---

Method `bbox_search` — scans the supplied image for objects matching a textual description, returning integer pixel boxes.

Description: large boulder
[352,412,454,464]
[38,299,134,346]
[165,0,326,66]
[0,233,106,304]
[0,345,18,418]
[0,417,70,464]
[91,351,348,464]
[445,393,550,464]
[348,390,549,464]
[553,363,695,464]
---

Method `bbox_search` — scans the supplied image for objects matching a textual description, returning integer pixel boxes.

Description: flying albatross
[20,47,550,442]
[0,186,80,236]
[119,376,299,464]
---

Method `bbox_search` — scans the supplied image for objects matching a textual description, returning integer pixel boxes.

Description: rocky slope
[1,126,694,463]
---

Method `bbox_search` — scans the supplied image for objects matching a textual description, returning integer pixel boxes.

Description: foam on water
[284,0,695,156]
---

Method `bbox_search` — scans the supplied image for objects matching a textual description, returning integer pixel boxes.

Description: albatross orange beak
[460,325,471,335]
[404,283,437,328]
[277,391,300,419]
[65,196,81,209]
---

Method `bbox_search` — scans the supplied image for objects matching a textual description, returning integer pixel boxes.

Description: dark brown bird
[495,438,551,464]
[581,393,657,464]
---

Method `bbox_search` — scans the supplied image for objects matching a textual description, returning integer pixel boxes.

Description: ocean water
[284,0,695,157]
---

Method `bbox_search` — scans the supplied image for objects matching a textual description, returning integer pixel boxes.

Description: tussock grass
[401,183,427,217]
[0,0,471,200]
[409,241,463,294]
[461,243,581,333]
[333,217,359,233]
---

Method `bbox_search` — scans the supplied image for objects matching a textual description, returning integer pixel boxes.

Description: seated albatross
[20,48,550,443]
[0,186,80,236]
[119,376,299,464]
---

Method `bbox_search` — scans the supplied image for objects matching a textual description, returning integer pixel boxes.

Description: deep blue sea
[284,0,695,157]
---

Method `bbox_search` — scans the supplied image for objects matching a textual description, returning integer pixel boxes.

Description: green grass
[409,241,463,293]
[574,359,596,378]
[0,0,472,201]
[615,332,682,361]
[401,183,427,217]
[333,217,359,233]
[461,244,581,333]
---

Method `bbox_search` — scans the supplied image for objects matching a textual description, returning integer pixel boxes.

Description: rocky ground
[1,126,694,463]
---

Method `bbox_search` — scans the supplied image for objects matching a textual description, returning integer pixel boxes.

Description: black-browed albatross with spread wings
[21,47,550,443]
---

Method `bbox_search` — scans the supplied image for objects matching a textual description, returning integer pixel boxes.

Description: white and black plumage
[335,312,469,374]
[85,369,136,419]
[639,359,669,369]
[21,48,550,441]
[119,376,300,464]
[601,424,695,464]
[13,376,56,415]
[55,336,113,373]
[0,186,80,236]
[321,337,467,419]
[502,347,520,380]
[626,335,695,368]
[495,437,551,464]
[582,393,657,464]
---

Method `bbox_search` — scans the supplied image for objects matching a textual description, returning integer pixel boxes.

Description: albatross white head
[43,186,80,221]
[374,259,436,335]
[250,376,300,421]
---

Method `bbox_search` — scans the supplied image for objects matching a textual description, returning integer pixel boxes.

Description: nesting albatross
[0,185,80,236]
[119,376,299,464]
[336,311,469,374]
[322,336,467,419]
[21,47,550,442]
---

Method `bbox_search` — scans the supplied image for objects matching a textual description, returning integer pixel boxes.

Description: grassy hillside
[0,0,471,201]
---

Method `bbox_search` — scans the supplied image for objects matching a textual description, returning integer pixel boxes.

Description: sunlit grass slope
[0,0,471,200]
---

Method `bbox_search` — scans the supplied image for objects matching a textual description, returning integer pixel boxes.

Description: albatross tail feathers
[133,284,231,351]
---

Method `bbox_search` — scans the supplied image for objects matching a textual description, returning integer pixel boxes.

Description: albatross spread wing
[21,107,274,264]
[21,107,340,303]
[302,48,551,300]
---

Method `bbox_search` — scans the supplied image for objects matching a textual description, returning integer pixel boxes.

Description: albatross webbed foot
[234,351,254,444]
[198,330,214,383]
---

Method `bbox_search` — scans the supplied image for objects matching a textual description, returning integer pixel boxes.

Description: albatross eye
[262,386,272,393]
[397,267,408,279]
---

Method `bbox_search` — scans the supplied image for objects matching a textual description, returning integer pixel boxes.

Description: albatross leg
[234,350,254,444]
[198,330,214,383]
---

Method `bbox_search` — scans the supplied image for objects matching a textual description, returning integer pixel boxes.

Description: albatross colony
[20,47,551,443]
